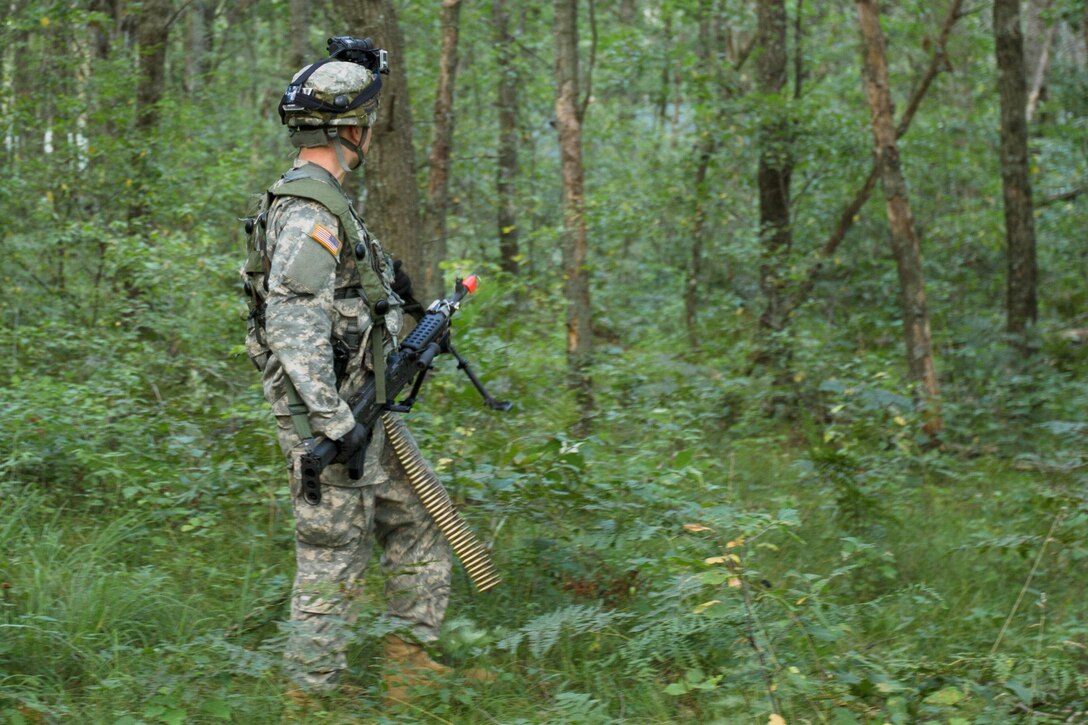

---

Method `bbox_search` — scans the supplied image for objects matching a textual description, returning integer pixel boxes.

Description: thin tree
[341,0,424,279]
[555,0,594,416]
[88,0,118,61]
[494,0,520,276]
[289,0,310,72]
[856,0,942,434]
[135,0,170,136]
[781,0,964,321]
[683,0,720,348]
[994,0,1039,342]
[420,0,464,304]
[756,0,793,337]
[129,0,171,222]
[184,0,215,91]
[1024,0,1055,122]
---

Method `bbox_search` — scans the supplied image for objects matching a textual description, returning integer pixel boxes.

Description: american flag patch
[309,224,341,257]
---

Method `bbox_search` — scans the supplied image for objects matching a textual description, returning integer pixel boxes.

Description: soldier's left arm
[264,198,357,441]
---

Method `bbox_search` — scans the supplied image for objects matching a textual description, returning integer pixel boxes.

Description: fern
[496,604,629,659]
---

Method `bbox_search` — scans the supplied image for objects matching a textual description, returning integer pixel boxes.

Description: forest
[2,0,1087,722]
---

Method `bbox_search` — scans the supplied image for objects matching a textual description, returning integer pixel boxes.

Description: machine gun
[298,275,509,591]
[298,275,510,506]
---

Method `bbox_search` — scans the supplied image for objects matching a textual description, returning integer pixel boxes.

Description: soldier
[242,46,461,707]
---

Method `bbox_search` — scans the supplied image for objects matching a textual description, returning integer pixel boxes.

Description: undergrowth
[3,268,1087,723]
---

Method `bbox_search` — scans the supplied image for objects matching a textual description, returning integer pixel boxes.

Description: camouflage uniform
[260,163,451,689]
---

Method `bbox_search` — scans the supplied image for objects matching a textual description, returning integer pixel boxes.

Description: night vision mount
[327,36,389,75]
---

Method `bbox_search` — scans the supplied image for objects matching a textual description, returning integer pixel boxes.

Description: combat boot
[382,634,450,706]
[463,662,497,683]
[382,635,498,707]
[281,684,323,724]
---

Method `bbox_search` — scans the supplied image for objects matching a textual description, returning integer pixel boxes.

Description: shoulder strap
[269,167,360,252]
[269,166,387,311]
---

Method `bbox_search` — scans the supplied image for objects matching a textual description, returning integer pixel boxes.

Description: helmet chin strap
[332,131,365,173]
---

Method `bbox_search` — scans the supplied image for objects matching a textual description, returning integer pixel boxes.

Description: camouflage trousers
[276,414,452,692]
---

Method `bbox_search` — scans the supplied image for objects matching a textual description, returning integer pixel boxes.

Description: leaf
[200,699,233,720]
[704,556,728,565]
[664,682,689,696]
[923,686,965,706]
[1004,678,1033,704]
[693,599,721,614]
[831,709,860,725]
[769,715,787,725]
[683,523,714,532]
[161,709,188,725]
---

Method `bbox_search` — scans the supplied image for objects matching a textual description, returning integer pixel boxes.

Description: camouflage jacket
[260,160,403,442]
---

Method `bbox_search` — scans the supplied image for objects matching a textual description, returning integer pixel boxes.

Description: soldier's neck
[296,147,347,184]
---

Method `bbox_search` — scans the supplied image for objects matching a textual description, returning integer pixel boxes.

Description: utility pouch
[240,200,272,371]
[332,336,353,383]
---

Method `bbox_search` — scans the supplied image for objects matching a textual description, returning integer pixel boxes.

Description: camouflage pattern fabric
[261,160,451,692]
[276,418,452,691]
[283,60,380,128]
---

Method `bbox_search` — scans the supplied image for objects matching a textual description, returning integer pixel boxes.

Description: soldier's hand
[392,259,413,300]
[333,422,370,464]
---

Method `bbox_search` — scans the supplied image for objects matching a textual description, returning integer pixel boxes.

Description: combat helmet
[278,36,388,169]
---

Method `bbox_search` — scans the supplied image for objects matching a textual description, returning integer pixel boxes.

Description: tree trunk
[341,0,423,280]
[684,138,715,348]
[656,13,671,131]
[756,0,793,335]
[289,0,310,72]
[994,0,1039,341]
[420,0,463,304]
[856,0,942,434]
[1023,0,1053,121]
[1025,19,1056,123]
[135,0,170,135]
[782,0,963,322]
[683,0,719,348]
[793,0,804,100]
[129,0,171,222]
[494,0,520,276]
[88,0,118,60]
[555,0,594,418]
[185,1,208,92]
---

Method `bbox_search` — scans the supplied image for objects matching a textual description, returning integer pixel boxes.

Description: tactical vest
[241,164,399,432]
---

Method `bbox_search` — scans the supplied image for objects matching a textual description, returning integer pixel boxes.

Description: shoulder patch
[309,224,342,257]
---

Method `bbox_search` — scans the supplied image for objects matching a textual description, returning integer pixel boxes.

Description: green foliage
[2,0,1088,722]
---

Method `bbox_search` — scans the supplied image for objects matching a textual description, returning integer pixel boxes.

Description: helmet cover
[280,60,380,128]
